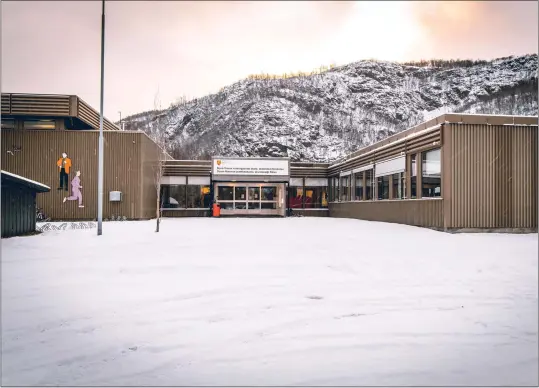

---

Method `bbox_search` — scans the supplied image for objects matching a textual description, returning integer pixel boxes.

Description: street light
[118,111,122,130]
[97,0,105,235]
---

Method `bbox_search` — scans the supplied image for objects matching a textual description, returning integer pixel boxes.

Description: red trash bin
[212,203,221,217]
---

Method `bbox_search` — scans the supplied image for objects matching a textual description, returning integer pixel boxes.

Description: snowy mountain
[123,54,538,162]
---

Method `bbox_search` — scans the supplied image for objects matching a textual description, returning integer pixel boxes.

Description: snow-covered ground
[2,218,537,386]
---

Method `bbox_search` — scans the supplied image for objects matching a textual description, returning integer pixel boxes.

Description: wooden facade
[1,171,50,238]
[1,93,536,231]
[327,114,538,232]
[329,199,444,228]
[444,123,537,230]
[1,93,120,131]
[1,130,161,221]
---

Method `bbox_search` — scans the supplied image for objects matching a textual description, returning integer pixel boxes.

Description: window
[392,172,405,199]
[160,185,186,208]
[235,186,247,201]
[1,119,15,129]
[220,202,234,210]
[289,178,303,208]
[411,154,417,199]
[329,176,339,202]
[289,186,303,208]
[218,186,233,201]
[261,186,278,210]
[304,187,328,208]
[262,186,277,201]
[248,187,261,209]
[422,148,441,197]
[340,175,350,201]
[365,170,374,200]
[354,172,363,200]
[24,119,55,130]
[304,178,327,208]
[377,175,390,200]
[234,186,247,209]
[186,185,211,208]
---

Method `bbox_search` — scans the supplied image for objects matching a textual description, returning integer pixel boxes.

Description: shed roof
[1,170,51,193]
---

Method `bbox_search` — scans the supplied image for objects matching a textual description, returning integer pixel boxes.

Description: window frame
[421,148,442,198]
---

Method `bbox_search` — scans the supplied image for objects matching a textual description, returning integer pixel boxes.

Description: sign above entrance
[212,157,290,177]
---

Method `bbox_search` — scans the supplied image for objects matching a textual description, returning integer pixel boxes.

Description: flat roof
[1,93,121,131]
[329,113,538,168]
[1,170,51,192]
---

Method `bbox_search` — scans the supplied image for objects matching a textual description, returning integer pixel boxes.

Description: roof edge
[1,170,51,192]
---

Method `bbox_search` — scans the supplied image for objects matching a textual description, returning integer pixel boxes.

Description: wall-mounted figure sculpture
[63,170,84,208]
[56,152,72,191]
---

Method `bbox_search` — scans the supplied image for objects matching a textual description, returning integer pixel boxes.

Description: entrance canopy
[211,157,290,182]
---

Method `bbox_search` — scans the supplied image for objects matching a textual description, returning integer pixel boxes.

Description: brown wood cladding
[162,209,210,217]
[329,199,444,228]
[292,209,329,217]
[1,183,37,238]
[163,160,211,176]
[335,114,536,167]
[1,130,160,220]
[77,100,100,129]
[448,124,538,229]
[328,128,441,175]
[10,95,71,116]
[1,94,11,114]
[1,94,120,131]
[140,134,160,218]
[77,99,118,132]
[162,160,329,178]
[290,165,328,178]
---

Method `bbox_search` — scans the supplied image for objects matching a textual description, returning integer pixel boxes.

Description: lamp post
[97,0,105,235]
[118,111,122,130]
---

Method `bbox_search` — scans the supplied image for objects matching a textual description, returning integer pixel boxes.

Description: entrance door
[248,187,261,209]
[215,183,285,216]
[234,186,247,209]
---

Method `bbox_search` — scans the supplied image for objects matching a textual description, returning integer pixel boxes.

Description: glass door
[234,186,247,209]
[215,183,284,215]
[248,187,261,209]
[217,186,234,209]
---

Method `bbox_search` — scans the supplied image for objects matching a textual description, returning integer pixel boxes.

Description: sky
[1,1,538,121]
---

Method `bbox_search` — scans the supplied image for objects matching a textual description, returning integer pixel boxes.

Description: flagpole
[97,0,105,235]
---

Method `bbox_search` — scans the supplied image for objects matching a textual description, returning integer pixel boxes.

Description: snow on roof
[454,113,538,118]
[1,170,50,191]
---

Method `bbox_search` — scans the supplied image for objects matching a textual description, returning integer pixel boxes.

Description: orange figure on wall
[56,152,72,191]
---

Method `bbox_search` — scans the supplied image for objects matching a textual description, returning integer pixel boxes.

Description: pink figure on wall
[63,170,84,208]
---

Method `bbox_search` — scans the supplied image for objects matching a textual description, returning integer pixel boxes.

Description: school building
[1,93,537,232]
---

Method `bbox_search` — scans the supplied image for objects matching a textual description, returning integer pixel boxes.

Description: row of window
[161,184,330,209]
[217,186,277,202]
[329,148,441,202]
[216,185,279,210]
[1,119,56,130]
[158,149,441,208]
[160,185,211,209]
[288,186,328,208]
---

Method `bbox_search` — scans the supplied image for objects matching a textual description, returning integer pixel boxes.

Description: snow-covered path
[2,218,537,386]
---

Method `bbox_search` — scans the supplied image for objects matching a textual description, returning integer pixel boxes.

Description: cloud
[1,0,537,119]
[411,1,538,60]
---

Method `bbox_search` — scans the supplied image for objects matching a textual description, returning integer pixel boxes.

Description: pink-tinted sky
[2,1,537,121]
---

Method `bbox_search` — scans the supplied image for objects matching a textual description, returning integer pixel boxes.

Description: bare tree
[148,90,170,232]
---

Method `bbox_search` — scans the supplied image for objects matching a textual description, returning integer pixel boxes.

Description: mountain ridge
[123,54,538,162]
